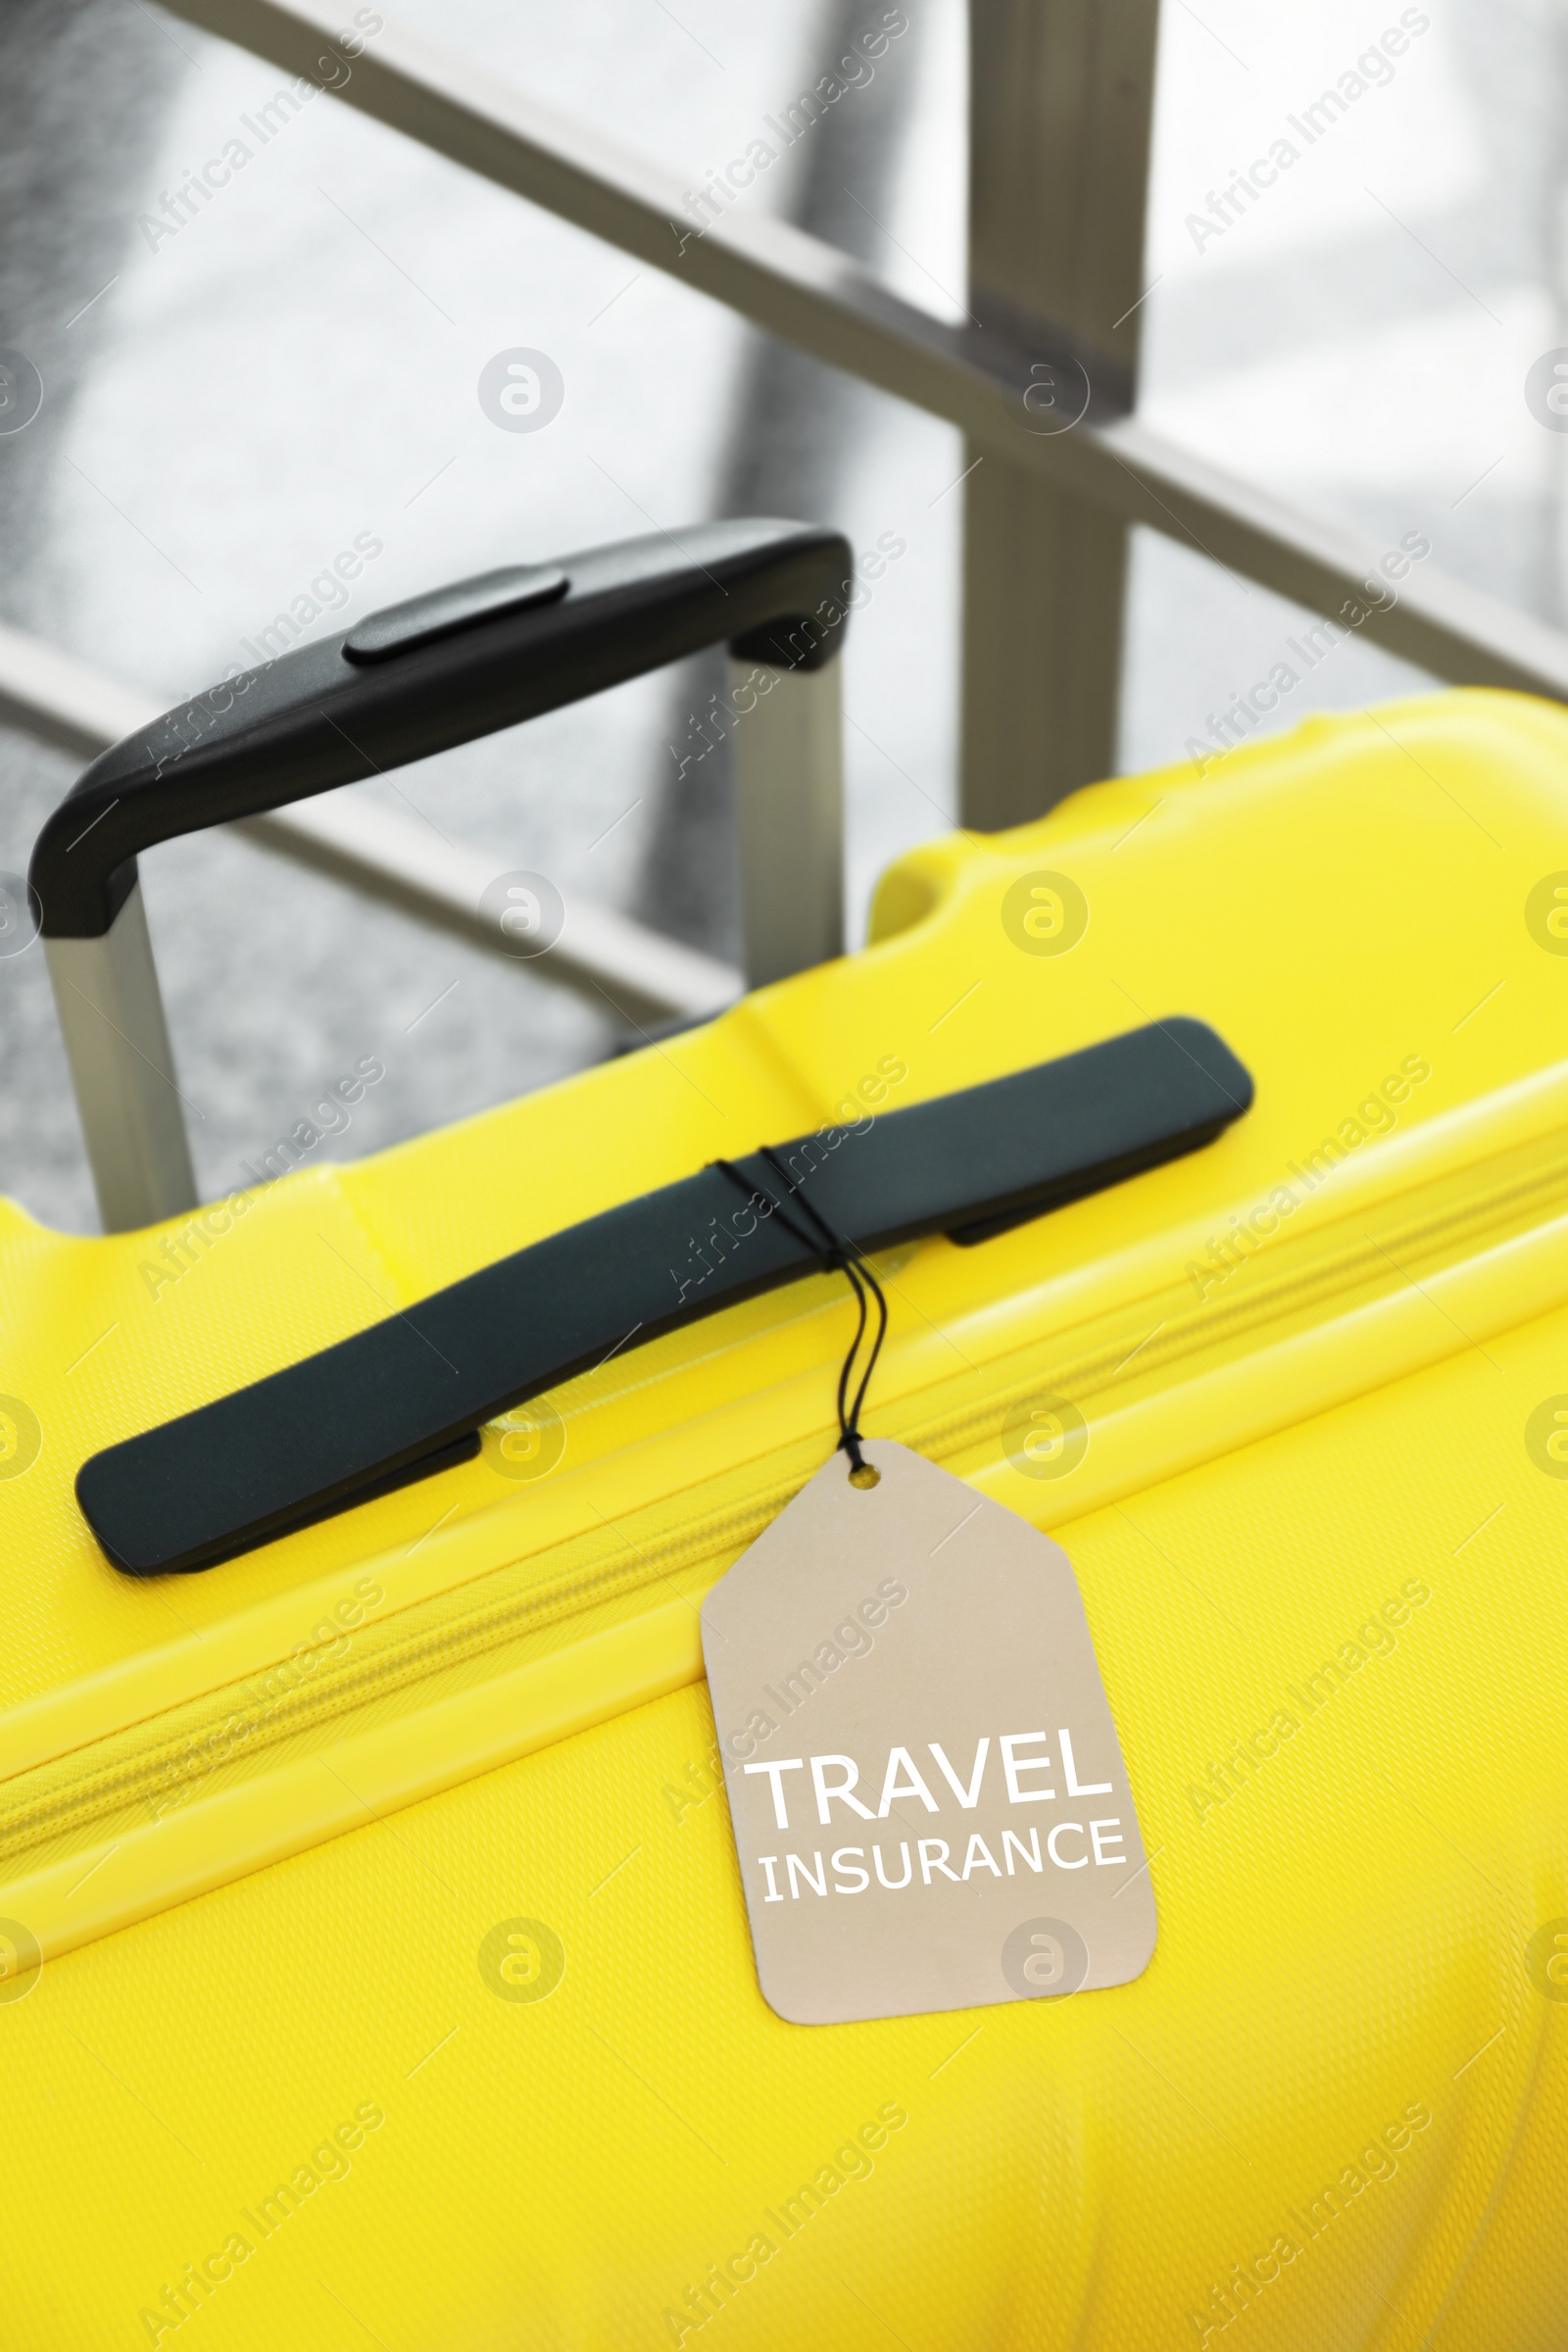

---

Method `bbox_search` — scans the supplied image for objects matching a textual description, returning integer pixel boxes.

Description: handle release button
[344,564,569,663]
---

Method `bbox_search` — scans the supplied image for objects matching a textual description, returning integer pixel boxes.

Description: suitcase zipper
[7,1108,1568,1880]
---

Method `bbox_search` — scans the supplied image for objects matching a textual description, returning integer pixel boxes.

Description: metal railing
[8,0,1568,1017]
[157,0,1568,698]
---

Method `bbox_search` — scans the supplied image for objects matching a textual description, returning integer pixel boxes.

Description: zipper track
[6,1122,1568,1869]
[902,1132,1568,1463]
[0,1478,802,1865]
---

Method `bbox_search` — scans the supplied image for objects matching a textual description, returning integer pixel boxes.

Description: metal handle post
[44,879,198,1231]
[732,658,844,989]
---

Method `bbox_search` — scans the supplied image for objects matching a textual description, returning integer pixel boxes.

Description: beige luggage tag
[701,1158,1157,2028]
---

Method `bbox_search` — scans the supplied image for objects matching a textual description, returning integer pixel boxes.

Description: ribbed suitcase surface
[2,689,1565,2349]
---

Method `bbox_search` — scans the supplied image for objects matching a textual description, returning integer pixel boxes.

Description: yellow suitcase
[2,522,1565,2349]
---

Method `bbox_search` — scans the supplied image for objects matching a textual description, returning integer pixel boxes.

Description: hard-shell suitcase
[2,516,1566,2350]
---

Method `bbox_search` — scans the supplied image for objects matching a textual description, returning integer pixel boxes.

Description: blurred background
[0,0,1556,1230]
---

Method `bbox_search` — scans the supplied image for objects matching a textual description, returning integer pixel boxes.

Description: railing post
[961,0,1163,828]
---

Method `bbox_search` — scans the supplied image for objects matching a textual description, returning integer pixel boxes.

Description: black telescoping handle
[75,1019,1254,1576]
[31,518,853,940]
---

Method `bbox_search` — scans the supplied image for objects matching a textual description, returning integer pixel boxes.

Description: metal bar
[240,797,739,1027]
[0,616,156,759]
[961,0,1160,826]
[730,661,844,989]
[0,621,742,1025]
[961,474,1132,825]
[45,881,199,1231]
[156,0,1568,705]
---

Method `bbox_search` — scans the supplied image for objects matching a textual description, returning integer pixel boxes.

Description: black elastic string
[762,1149,888,1472]
[711,1152,888,1474]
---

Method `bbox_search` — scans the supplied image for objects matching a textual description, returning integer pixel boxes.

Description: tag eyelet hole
[848,1464,881,1490]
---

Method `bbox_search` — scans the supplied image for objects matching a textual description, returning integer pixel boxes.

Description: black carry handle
[30,518,852,939]
[75,1019,1253,1577]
